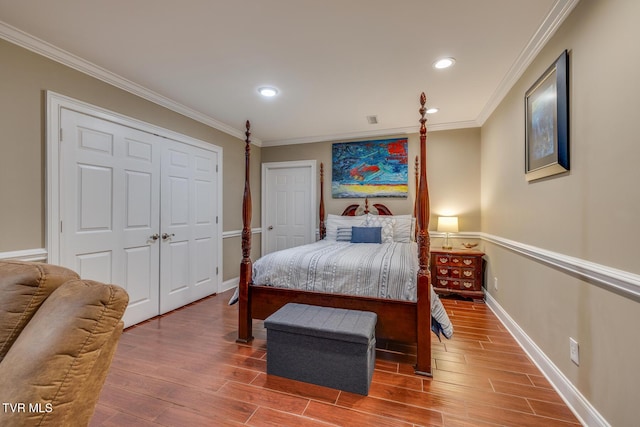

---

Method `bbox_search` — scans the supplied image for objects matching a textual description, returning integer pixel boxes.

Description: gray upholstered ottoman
[264,303,377,395]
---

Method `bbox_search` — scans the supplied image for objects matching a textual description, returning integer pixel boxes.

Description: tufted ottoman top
[265,303,376,344]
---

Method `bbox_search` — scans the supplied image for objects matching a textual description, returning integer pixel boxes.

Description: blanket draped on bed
[230,240,453,339]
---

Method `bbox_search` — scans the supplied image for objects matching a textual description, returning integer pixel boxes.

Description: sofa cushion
[0,261,79,362]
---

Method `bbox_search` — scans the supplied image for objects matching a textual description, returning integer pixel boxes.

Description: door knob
[268,226,274,230]
[150,233,160,241]
[162,233,175,240]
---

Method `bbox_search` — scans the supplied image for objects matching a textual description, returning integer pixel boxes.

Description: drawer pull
[439,257,448,264]
[463,281,473,288]
[439,269,448,275]
[439,280,448,286]
[463,271,473,277]
[463,259,472,265]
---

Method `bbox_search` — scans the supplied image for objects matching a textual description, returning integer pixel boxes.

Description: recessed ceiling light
[433,58,456,69]
[426,108,439,114]
[258,87,278,97]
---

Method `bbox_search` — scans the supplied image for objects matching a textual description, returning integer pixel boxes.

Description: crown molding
[0,20,258,144]
[476,0,581,125]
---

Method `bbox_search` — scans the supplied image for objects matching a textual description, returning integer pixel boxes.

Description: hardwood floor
[90,290,581,426]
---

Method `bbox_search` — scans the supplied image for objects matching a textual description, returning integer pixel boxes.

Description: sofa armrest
[0,279,128,426]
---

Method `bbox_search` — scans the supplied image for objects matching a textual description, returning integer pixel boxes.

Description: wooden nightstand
[430,248,485,302]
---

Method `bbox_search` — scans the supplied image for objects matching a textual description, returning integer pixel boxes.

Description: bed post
[415,92,432,376]
[319,163,326,240]
[237,120,253,343]
[414,155,419,241]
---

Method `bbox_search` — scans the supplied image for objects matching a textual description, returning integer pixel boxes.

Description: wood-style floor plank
[90,291,582,426]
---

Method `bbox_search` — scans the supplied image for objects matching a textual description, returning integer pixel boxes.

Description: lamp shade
[437,216,459,233]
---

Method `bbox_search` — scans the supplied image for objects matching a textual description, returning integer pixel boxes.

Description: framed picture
[332,138,408,198]
[525,50,569,182]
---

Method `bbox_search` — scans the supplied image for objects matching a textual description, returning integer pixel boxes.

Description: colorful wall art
[332,138,408,198]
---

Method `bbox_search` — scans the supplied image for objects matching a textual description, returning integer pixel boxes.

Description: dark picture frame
[525,50,569,182]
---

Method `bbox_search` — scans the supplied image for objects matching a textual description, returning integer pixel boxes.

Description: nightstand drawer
[435,256,451,266]
[460,280,477,290]
[436,267,450,277]
[461,268,476,279]
[436,278,461,289]
[461,257,478,267]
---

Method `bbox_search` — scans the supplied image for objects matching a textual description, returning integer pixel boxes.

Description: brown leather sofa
[0,260,128,426]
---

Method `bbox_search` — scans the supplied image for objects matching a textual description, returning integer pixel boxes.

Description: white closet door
[160,139,219,313]
[60,109,161,326]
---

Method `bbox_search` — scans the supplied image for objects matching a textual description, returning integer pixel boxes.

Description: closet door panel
[60,109,161,327]
[160,141,218,313]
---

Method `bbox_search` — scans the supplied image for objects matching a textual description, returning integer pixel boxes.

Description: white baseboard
[220,277,239,294]
[0,248,48,262]
[485,292,609,427]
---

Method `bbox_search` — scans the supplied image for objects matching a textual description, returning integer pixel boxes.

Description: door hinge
[60,221,63,233]
[216,164,218,173]
[216,216,218,224]
[216,267,219,275]
[60,128,63,141]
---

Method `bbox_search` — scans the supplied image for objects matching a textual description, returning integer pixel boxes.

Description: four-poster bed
[236,92,438,376]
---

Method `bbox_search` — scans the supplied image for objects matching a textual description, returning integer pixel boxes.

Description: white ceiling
[0,0,578,146]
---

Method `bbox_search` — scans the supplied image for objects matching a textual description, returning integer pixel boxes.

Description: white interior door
[262,161,316,255]
[160,140,219,313]
[60,109,161,326]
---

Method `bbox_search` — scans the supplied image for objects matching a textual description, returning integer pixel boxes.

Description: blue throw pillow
[351,226,382,243]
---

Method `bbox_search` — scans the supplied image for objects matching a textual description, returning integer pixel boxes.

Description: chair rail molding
[223,228,262,239]
[0,248,48,262]
[481,232,640,302]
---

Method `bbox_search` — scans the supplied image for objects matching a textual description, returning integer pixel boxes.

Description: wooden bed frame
[237,93,433,376]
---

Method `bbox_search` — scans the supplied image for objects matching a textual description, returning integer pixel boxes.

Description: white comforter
[254,240,418,301]
[245,240,453,339]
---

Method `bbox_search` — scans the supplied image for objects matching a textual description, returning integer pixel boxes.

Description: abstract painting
[332,138,408,198]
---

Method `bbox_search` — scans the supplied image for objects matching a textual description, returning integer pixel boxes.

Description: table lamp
[437,216,458,250]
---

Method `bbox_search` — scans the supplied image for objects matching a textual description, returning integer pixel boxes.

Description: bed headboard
[341,198,393,216]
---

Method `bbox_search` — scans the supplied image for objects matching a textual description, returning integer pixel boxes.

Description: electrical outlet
[493,277,498,291]
[569,337,580,366]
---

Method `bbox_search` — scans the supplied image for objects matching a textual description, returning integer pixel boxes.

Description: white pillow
[365,214,395,243]
[325,214,366,240]
[391,214,413,243]
[367,213,415,242]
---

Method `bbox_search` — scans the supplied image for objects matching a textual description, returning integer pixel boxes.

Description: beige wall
[481,1,640,425]
[0,38,260,281]
[263,127,481,238]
